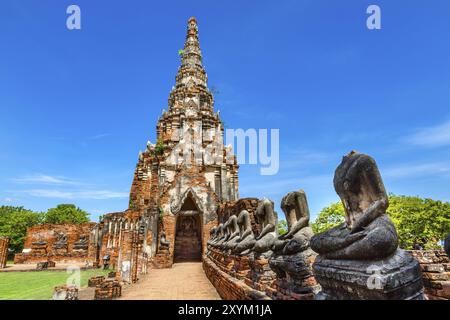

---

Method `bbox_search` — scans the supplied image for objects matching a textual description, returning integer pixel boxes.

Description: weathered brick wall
[0,237,10,268]
[408,250,449,300]
[203,255,270,300]
[14,223,96,264]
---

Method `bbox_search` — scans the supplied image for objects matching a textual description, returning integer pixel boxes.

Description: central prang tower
[128,17,239,266]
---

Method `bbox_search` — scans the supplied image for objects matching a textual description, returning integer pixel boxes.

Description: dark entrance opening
[173,194,202,262]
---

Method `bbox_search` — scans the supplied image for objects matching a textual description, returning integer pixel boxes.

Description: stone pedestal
[88,276,105,287]
[313,249,424,300]
[268,249,319,300]
[31,245,47,255]
[152,249,173,269]
[53,285,79,300]
[232,255,251,280]
[94,280,122,300]
[36,261,49,270]
[245,253,276,291]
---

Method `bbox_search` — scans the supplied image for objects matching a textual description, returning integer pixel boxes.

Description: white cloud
[405,120,450,147]
[383,162,450,179]
[2,198,14,203]
[23,189,128,200]
[13,174,82,185]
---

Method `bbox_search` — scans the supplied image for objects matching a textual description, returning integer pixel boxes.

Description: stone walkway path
[119,262,221,300]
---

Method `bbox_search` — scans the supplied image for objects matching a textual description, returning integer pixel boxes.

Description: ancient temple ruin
[12,17,449,301]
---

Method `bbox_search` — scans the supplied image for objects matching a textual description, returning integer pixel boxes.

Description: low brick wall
[14,223,96,265]
[203,255,270,300]
[408,250,449,300]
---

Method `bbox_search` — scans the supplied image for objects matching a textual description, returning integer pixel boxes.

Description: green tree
[388,195,450,249]
[44,204,90,224]
[311,195,450,250]
[0,206,43,252]
[311,202,345,234]
[277,220,288,235]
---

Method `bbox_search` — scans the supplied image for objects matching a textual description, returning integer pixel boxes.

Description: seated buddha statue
[310,151,398,260]
[233,210,257,255]
[253,198,277,258]
[222,215,240,252]
[207,226,218,249]
[272,190,314,255]
[159,231,170,251]
[310,151,424,300]
[215,223,230,250]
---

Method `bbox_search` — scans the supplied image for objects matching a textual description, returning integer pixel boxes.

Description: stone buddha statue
[310,151,398,260]
[272,190,314,255]
[233,210,256,255]
[310,151,424,300]
[268,190,319,298]
[207,226,218,249]
[159,231,170,250]
[32,236,47,247]
[53,232,68,249]
[222,215,240,251]
[211,223,225,248]
[253,198,277,258]
[214,223,229,250]
[73,235,89,250]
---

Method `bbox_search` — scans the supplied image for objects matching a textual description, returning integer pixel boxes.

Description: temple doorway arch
[173,192,203,262]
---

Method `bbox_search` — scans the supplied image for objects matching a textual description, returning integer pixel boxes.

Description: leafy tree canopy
[311,194,450,250]
[44,204,90,224]
[0,206,43,252]
[277,220,288,235]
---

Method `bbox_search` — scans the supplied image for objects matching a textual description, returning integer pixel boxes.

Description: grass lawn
[0,269,111,300]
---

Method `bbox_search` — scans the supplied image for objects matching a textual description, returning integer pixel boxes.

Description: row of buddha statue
[206,151,426,300]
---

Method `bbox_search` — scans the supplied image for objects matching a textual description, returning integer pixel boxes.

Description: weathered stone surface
[269,190,319,299]
[314,249,423,300]
[445,234,450,257]
[53,285,78,300]
[409,250,449,300]
[0,237,10,269]
[203,255,269,300]
[94,280,122,300]
[88,276,105,287]
[14,223,96,264]
[310,151,424,300]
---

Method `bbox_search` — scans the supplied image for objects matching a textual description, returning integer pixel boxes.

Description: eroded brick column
[0,237,10,268]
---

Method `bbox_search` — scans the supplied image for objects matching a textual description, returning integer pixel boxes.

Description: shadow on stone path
[119,262,221,300]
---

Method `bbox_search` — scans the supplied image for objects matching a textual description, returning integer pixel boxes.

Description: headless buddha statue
[253,198,278,258]
[211,223,224,248]
[222,215,240,251]
[233,210,257,255]
[310,151,398,260]
[207,226,218,249]
[272,190,314,255]
[159,231,170,250]
[215,222,230,250]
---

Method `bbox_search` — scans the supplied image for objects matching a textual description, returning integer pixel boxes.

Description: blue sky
[1,0,450,222]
